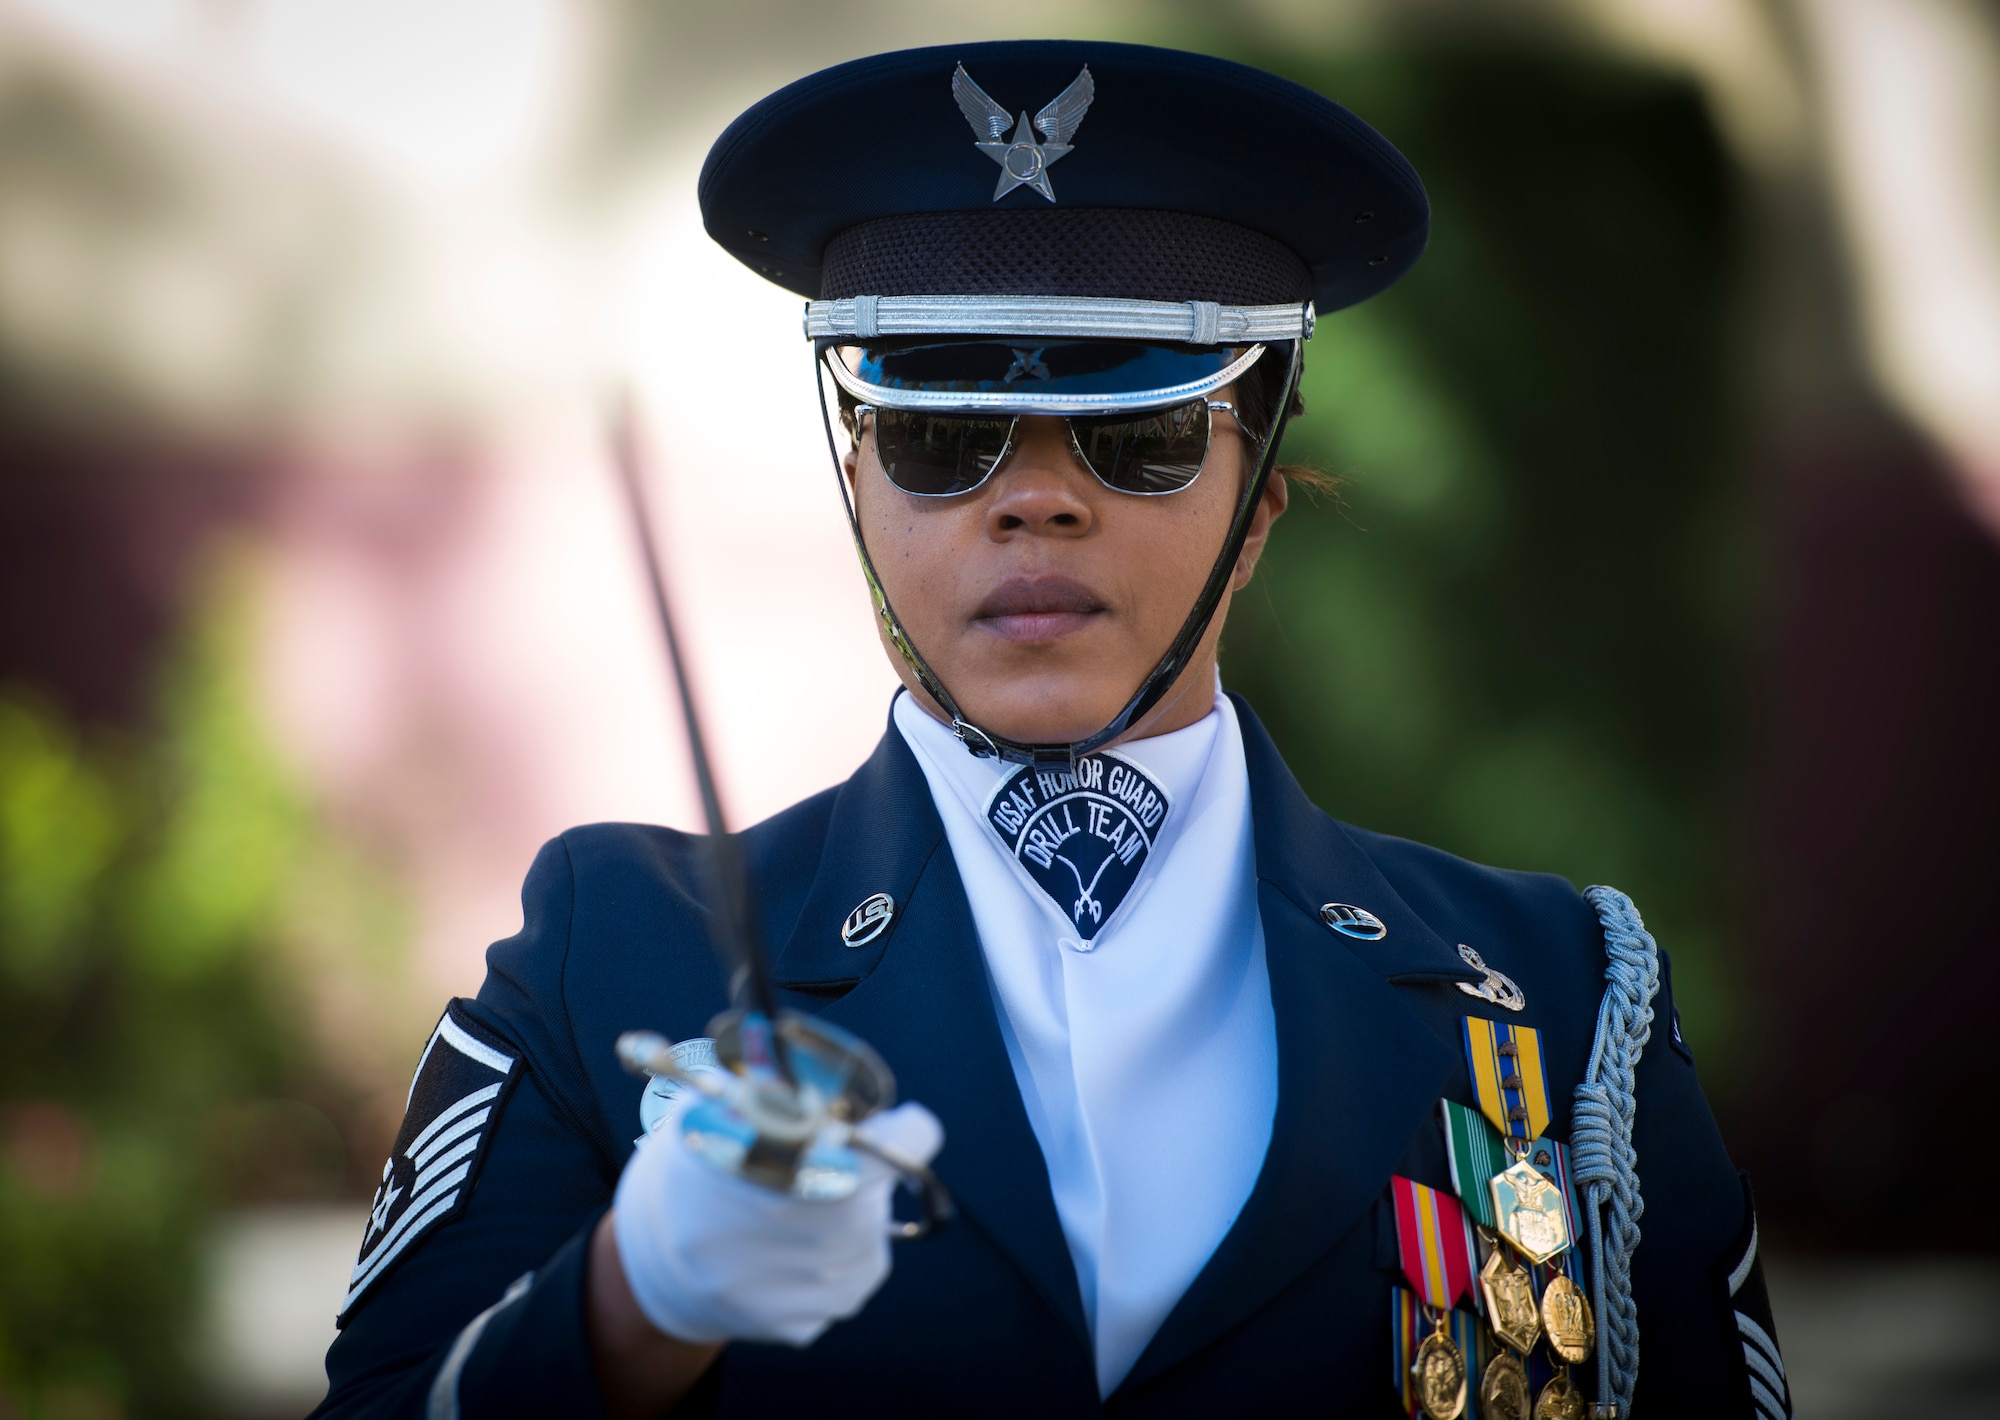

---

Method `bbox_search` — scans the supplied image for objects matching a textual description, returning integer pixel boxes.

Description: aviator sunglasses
[851,397,1244,498]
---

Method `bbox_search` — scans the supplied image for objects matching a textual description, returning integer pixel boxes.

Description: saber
[607,395,793,1086]
[604,394,951,1235]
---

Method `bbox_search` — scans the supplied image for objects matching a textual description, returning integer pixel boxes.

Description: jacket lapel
[767,700,1492,1378]
[1123,698,1484,1388]
[773,723,1091,1348]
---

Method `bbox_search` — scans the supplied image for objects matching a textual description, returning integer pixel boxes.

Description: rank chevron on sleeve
[342,1005,522,1320]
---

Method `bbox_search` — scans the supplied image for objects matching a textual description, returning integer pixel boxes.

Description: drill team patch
[985,753,1169,943]
[340,1002,522,1322]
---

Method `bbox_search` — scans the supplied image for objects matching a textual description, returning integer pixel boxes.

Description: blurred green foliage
[0,574,353,1419]
[1219,48,1750,1087]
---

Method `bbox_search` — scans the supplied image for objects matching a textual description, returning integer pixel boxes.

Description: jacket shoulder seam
[538,833,624,1172]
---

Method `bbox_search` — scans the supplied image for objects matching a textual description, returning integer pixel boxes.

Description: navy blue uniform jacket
[317,699,1779,1417]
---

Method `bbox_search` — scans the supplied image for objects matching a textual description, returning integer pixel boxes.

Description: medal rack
[1390,1019,1608,1420]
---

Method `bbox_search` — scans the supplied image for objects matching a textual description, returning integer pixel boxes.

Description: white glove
[611,1098,944,1347]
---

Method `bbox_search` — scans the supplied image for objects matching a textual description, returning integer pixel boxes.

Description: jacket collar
[770,698,1487,1379]
[775,715,1093,1347]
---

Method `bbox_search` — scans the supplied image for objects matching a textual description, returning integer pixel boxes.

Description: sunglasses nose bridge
[985,414,1094,488]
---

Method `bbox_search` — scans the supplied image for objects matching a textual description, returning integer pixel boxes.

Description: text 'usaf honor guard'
[315,40,1791,1420]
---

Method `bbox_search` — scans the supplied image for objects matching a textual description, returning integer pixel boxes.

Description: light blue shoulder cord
[1572,885,1661,1418]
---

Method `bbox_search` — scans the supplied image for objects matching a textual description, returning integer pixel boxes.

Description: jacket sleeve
[313,839,620,1420]
[1626,951,1790,1417]
[1714,1172,1793,1420]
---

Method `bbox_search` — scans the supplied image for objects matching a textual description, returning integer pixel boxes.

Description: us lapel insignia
[841,892,896,948]
[1319,902,1388,940]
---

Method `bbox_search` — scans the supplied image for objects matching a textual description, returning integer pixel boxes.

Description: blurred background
[0,0,1996,1415]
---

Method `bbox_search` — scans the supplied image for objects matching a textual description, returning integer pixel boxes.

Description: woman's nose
[984,417,1096,538]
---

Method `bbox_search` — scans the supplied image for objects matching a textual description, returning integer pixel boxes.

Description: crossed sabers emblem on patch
[1054,850,1116,924]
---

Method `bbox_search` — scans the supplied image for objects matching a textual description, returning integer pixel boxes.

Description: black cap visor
[824,337,1266,415]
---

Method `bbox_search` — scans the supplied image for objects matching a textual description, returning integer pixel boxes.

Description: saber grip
[850,1131,956,1240]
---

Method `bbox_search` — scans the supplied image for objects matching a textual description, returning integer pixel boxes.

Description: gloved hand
[611,1098,944,1347]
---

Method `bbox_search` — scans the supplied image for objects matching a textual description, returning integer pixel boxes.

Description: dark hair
[1234,349,1342,501]
[1230,345,1296,443]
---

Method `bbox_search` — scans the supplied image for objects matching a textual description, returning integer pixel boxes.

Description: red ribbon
[1391,1175,1475,1310]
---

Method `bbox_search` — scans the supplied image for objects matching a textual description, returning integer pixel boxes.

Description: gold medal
[1532,1369,1585,1420]
[1478,1348,1532,1420]
[1410,1311,1467,1420]
[1478,1242,1542,1354]
[1539,1272,1595,1364]
[1491,1156,1570,1264]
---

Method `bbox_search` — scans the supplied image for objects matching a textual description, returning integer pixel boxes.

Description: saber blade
[607,395,792,1084]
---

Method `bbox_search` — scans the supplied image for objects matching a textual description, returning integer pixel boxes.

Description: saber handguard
[616,1009,952,1238]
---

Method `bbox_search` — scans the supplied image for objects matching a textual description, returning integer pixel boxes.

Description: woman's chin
[948,684,1128,747]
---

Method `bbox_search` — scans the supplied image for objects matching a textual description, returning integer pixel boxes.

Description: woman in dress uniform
[316,40,1790,1420]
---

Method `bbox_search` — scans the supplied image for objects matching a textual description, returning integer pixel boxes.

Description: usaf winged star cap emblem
[952,63,1095,202]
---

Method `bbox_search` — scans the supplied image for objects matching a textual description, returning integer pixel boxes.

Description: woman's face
[846,399,1288,746]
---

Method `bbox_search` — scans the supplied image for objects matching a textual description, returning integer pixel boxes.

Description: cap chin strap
[816,340,1303,767]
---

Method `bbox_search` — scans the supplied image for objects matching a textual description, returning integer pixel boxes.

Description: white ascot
[895,687,1277,1396]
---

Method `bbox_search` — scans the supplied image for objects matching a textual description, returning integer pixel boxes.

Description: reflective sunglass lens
[1072,402,1210,493]
[864,400,1216,497]
[873,410,1014,496]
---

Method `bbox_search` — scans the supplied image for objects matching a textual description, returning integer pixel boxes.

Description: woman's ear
[1231,469,1290,590]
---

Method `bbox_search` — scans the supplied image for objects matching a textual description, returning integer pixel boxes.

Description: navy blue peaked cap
[699,40,1428,316]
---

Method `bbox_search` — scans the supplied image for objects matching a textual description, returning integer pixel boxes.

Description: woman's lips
[979,611,1101,642]
[971,576,1107,643]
